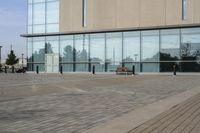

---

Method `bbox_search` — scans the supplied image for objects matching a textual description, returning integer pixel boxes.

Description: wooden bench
[116,67,132,75]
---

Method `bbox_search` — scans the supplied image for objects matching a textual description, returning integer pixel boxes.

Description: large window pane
[180,62,200,72]
[46,24,59,33]
[160,29,180,61]
[46,1,59,24]
[33,24,45,33]
[27,38,33,63]
[141,30,159,62]
[33,0,45,3]
[61,64,73,72]
[33,37,45,63]
[180,28,200,72]
[142,63,159,72]
[33,64,45,71]
[60,35,74,63]
[33,3,45,25]
[28,4,33,26]
[181,28,200,61]
[160,62,179,72]
[106,33,122,71]
[46,36,59,54]
[76,63,89,72]
[28,0,33,4]
[90,33,105,72]
[123,31,140,62]
[124,63,140,73]
[74,34,89,62]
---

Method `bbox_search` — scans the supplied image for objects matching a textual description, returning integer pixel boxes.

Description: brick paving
[128,93,200,133]
[0,74,200,133]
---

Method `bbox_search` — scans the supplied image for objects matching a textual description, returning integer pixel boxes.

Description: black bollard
[5,66,7,73]
[132,65,135,75]
[12,66,15,73]
[92,65,95,75]
[173,64,176,76]
[60,65,63,75]
[36,65,39,74]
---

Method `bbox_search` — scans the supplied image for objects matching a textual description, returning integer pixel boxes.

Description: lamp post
[0,46,2,65]
[22,53,24,68]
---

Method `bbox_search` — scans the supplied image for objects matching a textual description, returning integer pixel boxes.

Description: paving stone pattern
[128,93,200,133]
[0,74,200,133]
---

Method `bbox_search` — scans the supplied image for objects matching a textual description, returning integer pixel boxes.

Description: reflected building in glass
[22,0,200,73]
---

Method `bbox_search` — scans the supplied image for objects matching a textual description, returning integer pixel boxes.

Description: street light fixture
[0,46,2,65]
[22,53,24,68]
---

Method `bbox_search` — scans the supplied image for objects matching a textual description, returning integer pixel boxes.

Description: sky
[0,0,27,59]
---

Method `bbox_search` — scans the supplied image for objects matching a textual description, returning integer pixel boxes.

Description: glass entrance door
[45,54,59,73]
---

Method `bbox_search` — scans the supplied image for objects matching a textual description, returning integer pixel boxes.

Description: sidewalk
[128,93,200,133]
[84,87,200,133]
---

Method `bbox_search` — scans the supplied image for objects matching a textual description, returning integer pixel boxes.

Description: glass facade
[28,0,59,34]
[27,27,200,73]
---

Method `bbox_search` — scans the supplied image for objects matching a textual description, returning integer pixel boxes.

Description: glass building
[23,0,200,73]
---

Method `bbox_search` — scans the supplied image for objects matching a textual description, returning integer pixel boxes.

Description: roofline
[21,23,200,37]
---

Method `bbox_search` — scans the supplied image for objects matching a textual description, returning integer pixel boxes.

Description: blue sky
[0,0,27,59]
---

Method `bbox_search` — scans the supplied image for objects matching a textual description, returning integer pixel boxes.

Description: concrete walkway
[1,74,200,133]
[128,93,200,133]
[84,86,200,133]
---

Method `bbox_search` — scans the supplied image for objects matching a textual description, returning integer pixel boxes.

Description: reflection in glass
[142,63,159,72]
[142,30,159,62]
[160,62,179,72]
[90,33,105,72]
[27,38,33,63]
[76,63,89,72]
[160,29,180,61]
[61,64,73,72]
[124,63,140,72]
[46,36,59,54]
[46,24,59,33]
[180,62,200,72]
[181,28,200,62]
[33,3,45,25]
[46,1,59,24]
[34,64,45,71]
[60,36,74,63]
[28,4,33,26]
[33,24,45,34]
[33,37,45,63]
[74,35,89,71]
[123,31,140,62]
[74,35,89,62]
[29,0,59,34]
[106,33,122,71]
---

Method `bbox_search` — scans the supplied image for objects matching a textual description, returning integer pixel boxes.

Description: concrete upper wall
[60,0,200,33]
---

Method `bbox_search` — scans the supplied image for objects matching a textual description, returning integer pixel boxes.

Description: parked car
[16,67,27,73]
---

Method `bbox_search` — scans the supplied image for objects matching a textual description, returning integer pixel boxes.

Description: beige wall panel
[140,0,166,27]
[87,0,94,29]
[60,0,72,32]
[60,0,200,33]
[166,0,182,25]
[60,0,84,32]
[116,0,140,28]
[71,0,83,31]
[194,0,200,23]
[166,0,195,25]
[92,0,117,29]
[186,0,194,23]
